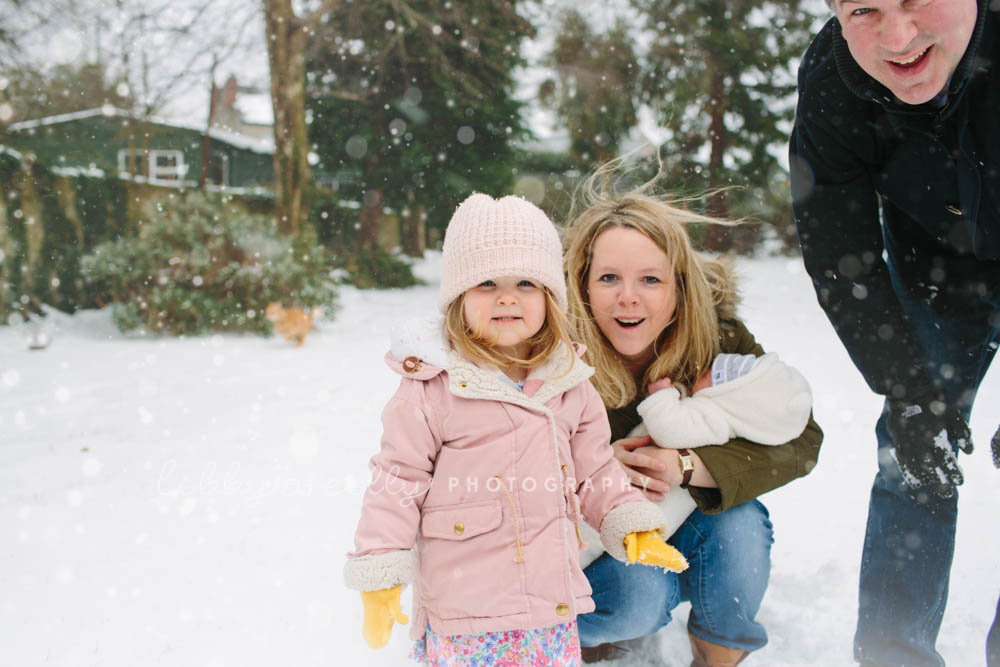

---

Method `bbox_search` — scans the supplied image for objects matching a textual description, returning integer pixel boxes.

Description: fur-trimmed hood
[714,282,740,323]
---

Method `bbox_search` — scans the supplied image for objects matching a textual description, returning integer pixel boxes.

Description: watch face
[681,458,695,472]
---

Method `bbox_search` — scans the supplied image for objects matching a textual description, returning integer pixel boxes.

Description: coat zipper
[561,464,585,547]
[491,474,525,563]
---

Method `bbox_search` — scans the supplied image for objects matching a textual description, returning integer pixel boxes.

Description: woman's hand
[634,446,719,491]
[611,435,671,501]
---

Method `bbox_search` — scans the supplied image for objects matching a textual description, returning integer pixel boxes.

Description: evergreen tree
[635,0,814,249]
[539,9,639,169]
[307,0,533,254]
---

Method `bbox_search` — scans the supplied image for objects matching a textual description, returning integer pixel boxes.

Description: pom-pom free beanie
[438,194,567,313]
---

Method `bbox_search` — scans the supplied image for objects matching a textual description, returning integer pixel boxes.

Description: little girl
[344,193,687,666]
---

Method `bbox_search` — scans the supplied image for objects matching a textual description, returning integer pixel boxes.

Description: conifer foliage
[539,9,639,168]
[636,0,812,225]
[307,0,534,250]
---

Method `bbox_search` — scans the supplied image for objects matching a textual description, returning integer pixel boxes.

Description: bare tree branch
[302,0,342,33]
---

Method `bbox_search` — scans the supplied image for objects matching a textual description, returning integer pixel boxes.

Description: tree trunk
[263,0,312,235]
[357,188,382,252]
[401,200,426,258]
[705,65,730,251]
[355,151,382,252]
[200,59,218,190]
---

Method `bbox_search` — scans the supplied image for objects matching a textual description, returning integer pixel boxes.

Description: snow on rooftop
[235,93,274,126]
[8,106,275,155]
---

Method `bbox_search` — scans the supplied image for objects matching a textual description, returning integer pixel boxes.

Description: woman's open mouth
[615,318,644,329]
[887,45,932,73]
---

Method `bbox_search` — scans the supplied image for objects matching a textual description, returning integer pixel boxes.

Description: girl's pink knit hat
[438,194,567,314]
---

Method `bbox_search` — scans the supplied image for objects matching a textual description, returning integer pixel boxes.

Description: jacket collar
[446,343,595,409]
[386,315,596,407]
[831,0,991,116]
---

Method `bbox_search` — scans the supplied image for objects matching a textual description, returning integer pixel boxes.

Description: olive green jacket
[608,318,823,513]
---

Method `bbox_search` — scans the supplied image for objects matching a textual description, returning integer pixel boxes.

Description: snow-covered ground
[2,254,998,666]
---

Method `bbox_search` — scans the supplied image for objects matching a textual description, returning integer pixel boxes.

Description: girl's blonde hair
[444,287,576,373]
[563,159,740,408]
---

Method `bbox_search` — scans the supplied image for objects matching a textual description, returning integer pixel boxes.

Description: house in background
[6,101,274,190]
[209,75,273,144]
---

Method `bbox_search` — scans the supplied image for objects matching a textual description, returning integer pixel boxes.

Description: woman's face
[586,226,677,372]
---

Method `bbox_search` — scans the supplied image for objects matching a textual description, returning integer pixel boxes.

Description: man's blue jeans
[578,500,773,652]
[854,265,1000,667]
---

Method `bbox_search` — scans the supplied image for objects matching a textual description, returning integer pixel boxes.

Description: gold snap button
[556,603,569,616]
[402,356,422,373]
[453,522,465,535]
[459,381,468,389]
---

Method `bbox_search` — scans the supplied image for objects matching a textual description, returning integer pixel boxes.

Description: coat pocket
[418,499,525,620]
[421,500,502,540]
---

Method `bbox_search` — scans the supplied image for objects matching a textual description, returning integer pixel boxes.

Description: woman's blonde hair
[444,287,576,373]
[563,159,740,408]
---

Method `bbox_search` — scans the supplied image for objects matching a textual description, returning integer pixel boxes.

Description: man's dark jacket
[790,1,1000,398]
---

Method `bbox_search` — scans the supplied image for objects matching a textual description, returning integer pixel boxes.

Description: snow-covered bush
[81,194,337,335]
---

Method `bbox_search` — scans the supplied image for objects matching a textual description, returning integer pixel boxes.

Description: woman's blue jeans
[577,500,773,652]
[854,261,1000,667]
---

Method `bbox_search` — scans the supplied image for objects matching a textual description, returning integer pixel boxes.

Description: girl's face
[463,276,547,359]
[586,227,677,373]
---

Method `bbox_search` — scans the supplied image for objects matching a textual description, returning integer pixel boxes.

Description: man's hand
[887,394,972,499]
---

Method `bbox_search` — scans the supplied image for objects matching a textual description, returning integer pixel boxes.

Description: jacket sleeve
[790,75,932,398]
[570,382,666,562]
[639,353,813,448]
[689,321,823,513]
[343,378,441,591]
[636,387,730,447]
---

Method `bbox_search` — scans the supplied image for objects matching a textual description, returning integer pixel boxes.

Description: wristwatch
[677,449,694,489]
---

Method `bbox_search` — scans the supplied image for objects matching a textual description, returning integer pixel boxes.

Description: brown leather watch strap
[677,448,694,489]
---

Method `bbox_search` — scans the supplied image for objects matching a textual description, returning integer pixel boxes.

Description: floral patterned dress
[409,621,582,666]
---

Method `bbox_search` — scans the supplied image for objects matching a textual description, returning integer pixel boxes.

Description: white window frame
[149,150,187,182]
[116,148,188,183]
[117,148,145,175]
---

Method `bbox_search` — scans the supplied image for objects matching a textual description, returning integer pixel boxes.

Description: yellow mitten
[624,530,689,573]
[360,584,409,649]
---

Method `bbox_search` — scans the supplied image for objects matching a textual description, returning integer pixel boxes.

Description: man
[790,1,1000,665]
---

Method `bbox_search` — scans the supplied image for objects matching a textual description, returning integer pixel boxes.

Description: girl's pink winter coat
[344,342,666,640]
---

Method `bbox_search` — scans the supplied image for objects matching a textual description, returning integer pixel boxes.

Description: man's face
[836,0,978,105]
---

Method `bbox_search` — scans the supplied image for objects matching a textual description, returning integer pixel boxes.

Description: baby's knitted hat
[438,194,567,314]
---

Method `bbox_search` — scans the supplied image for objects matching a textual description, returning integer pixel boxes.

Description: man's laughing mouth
[888,45,932,71]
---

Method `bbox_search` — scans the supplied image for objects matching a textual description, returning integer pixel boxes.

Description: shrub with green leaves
[339,249,421,290]
[81,193,337,335]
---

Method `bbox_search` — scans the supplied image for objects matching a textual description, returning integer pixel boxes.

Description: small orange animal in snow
[265,302,322,347]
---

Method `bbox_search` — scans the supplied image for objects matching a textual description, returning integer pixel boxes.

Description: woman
[563,169,823,666]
